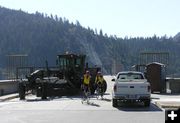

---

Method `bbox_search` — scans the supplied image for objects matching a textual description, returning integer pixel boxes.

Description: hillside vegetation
[0,7,180,78]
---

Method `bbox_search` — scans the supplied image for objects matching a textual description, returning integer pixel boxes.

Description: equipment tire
[103,80,107,93]
[41,83,47,100]
[19,82,25,100]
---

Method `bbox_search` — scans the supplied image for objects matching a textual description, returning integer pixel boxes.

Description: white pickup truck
[112,71,151,107]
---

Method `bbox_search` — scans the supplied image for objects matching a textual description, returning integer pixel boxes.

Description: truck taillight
[148,85,151,92]
[114,85,117,92]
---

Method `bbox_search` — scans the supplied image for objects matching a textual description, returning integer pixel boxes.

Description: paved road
[0,76,165,123]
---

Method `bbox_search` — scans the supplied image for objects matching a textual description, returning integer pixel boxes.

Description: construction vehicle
[18,53,107,100]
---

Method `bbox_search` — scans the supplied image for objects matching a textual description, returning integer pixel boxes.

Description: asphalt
[0,92,180,110]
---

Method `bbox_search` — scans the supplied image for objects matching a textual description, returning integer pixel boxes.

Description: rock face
[80,39,102,66]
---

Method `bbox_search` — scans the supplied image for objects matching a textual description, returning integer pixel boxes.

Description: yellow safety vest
[95,76,104,84]
[83,75,90,85]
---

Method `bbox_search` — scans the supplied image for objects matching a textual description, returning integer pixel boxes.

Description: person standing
[82,70,91,93]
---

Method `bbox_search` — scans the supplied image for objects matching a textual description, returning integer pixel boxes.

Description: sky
[0,0,179,38]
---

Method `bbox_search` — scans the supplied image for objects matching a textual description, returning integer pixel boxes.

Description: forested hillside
[0,6,180,78]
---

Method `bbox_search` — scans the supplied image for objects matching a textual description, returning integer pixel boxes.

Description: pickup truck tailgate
[115,81,150,95]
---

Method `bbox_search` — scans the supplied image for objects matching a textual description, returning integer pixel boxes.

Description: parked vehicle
[112,71,151,107]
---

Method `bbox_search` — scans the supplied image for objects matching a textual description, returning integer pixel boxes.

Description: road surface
[0,76,164,123]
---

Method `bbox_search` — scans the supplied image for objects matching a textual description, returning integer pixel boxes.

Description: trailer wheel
[41,83,47,100]
[19,82,25,100]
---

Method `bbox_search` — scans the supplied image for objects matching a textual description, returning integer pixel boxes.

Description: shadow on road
[25,98,51,102]
[82,101,100,107]
[101,98,111,102]
[115,103,163,112]
[88,102,100,107]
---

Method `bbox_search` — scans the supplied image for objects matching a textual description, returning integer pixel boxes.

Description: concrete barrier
[0,80,18,96]
[166,78,180,93]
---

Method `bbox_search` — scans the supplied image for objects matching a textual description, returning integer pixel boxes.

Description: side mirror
[111,78,115,81]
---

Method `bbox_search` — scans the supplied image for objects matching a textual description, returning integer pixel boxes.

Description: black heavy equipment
[18,53,107,100]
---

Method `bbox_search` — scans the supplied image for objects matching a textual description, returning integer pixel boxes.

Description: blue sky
[0,0,179,38]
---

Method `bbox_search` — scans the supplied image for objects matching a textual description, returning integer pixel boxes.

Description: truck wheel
[112,99,118,107]
[144,99,150,107]
[41,83,47,100]
[19,82,25,100]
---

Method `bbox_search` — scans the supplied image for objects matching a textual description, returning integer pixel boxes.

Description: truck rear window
[117,73,144,80]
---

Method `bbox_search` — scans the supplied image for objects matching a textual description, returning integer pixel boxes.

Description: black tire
[112,99,118,107]
[103,80,107,93]
[100,88,104,97]
[90,84,96,95]
[41,83,47,100]
[19,82,25,100]
[144,99,150,107]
